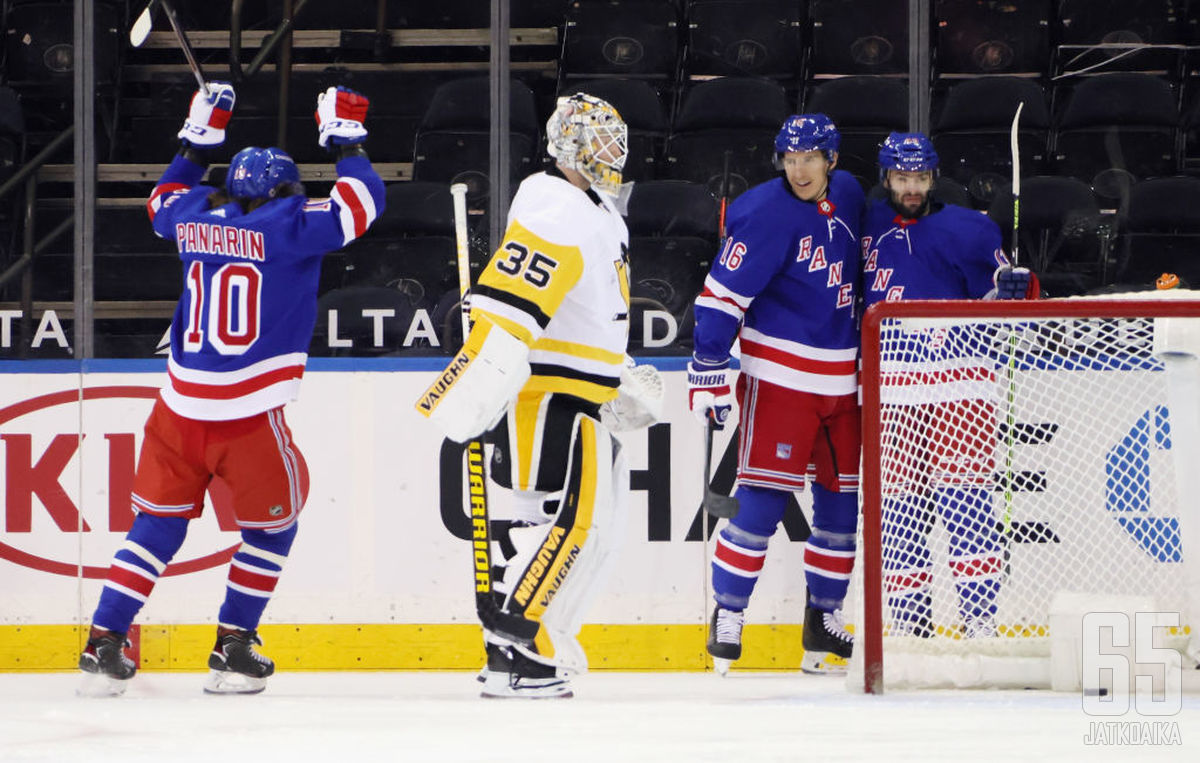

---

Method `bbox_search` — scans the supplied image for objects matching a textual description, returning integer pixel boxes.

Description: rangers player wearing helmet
[78,83,384,697]
[862,132,1038,641]
[417,93,662,698]
[689,114,865,675]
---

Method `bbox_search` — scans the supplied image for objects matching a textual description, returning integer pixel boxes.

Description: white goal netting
[854,297,1200,692]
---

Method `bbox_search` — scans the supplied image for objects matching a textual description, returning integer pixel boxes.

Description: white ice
[2,671,1197,762]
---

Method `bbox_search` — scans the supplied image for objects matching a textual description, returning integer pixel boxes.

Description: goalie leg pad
[415,316,531,443]
[489,414,623,675]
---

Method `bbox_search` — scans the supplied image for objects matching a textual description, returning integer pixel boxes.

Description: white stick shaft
[1010,101,1024,266]
[450,183,471,338]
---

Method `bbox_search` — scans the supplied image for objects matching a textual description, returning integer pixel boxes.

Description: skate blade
[712,657,733,676]
[203,669,267,695]
[800,651,849,676]
[76,671,131,698]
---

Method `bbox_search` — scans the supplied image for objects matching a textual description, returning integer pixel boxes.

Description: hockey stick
[130,0,209,96]
[1001,102,1025,536]
[450,183,540,646]
[703,414,739,518]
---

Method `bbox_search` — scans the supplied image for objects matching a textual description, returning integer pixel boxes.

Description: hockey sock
[92,513,190,633]
[217,524,297,631]
[881,494,934,627]
[804,483,857,611]
[936,486,1003,620]
[711,485,787,610]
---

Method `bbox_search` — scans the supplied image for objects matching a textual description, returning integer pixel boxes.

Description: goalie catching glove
[315,86,369,148]
[178,82,235,147]
[599,359,665,432]
[687,357,732,430]
[414,317,531,443]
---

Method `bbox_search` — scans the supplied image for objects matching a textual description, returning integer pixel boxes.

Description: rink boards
[0,359,818,671]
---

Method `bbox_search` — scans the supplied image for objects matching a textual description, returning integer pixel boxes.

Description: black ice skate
[476,641,513,684]
[204,628,275,694]
[77,628,137,697]
[801,603,854,675]
[480,648,572,699]
[706,605,744,676]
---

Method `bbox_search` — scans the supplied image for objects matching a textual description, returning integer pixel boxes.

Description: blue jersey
[693,171,864,395]
[861,200,1007,306]
[146,152,385,420]
[861,200,1010,405]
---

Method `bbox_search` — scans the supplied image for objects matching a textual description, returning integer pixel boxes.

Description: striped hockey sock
[92,513,189,633]
[217,524,297,631]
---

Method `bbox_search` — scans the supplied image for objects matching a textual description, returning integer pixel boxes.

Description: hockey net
[854,296,1200,693]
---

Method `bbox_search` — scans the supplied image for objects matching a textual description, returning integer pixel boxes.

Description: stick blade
[704,490,739,519]
[129,6,154,47]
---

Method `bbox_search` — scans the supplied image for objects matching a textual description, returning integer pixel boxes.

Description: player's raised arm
[308,85,386,247]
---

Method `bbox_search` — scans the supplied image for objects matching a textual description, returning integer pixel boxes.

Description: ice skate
[476,642,512,684]
[962,614,998,639]
[706,605,744,676]
[801,604,853,675]
[77,628,137,697]
[480,649,572,699]
[204,628,274,694]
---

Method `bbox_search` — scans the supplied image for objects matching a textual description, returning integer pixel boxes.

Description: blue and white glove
[993,265,1040,300]
[177,82,235,147]
[315,86,370,148]
[687,357,732,430]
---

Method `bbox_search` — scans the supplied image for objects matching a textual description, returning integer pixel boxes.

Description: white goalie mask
[546,93,628,197]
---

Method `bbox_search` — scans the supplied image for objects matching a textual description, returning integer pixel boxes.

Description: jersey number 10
[182,261,262,355]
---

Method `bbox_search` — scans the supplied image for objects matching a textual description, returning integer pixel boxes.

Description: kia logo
[0,386,239,578]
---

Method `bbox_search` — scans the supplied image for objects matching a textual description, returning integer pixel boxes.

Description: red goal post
[858,297,1200,694]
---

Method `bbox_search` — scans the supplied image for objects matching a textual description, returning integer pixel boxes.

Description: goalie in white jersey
[416,93,662,698]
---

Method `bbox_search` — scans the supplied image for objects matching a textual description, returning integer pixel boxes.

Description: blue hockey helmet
[878,132,939,178]
[774,113,840,161]
[226,146,302,200]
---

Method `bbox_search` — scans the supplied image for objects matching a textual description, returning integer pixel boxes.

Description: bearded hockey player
[77,83,384,696]
[689,114,865,675]
[416,93,662,698]
[862,132,1037,639]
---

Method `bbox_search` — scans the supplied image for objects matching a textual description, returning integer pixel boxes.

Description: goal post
[856,296,1200,694]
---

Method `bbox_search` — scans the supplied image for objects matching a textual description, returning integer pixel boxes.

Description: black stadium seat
[684,0,805,80]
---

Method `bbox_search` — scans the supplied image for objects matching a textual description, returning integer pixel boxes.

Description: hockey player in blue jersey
[77,82,384,696]
[861,132,1037,639]
[689,114,864,674]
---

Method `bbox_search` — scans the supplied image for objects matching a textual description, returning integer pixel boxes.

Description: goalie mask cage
[855,298,1200,693]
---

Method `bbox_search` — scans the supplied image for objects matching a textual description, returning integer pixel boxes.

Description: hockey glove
[315,86,369,148]
[993,265,1040,300]
[600,360,665,432]
[687,357,732,430]
[177,82,235,147]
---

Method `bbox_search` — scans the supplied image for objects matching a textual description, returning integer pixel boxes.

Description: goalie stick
[449,183,540,646]
[130,0,209,96]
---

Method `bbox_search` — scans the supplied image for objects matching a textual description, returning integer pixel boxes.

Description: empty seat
[809,0,909,76]
[664,77,789,196]
[561,0,681,80]
[805,76,908,188]
[341,237,459,308]
[567,79,669,181]
[933,77,1050,207]
[684,0,804,79]
[371,181,457,238]
[1052,73,1181,184]
[626,180,721,240]
[1055,0,1187,75]
[3,1,121,87]
[987,176,1109,295]
[412,77,541,205]
[1116,176,1200,286]
[934,0,1051,77]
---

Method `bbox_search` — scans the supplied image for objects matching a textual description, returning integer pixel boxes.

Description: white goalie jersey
[470,170,631,406]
